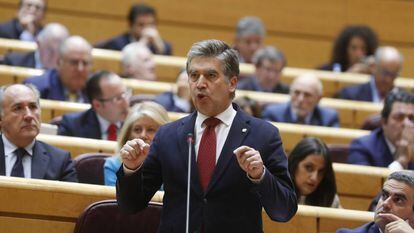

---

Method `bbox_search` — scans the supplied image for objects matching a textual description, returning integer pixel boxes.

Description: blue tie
[11,148,26,177]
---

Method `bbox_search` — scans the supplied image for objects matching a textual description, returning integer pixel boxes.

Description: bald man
[338,46,403,103]
[121,42,156,81]
[262,74,340,127]
[24,35,92,103]
[3,22,69,69]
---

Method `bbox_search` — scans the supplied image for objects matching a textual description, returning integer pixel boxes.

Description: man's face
[130,14,156,39]
[255,59,284,91]
[18,0,45,25]
[290,79,321,119]
[38,36,65,69]
[57,45,92,93]
[235,34,263,63]
[128,49,156,81]
[374,59,401,96]
[0,85,41,147]
[94,76,130,123]
[375,179,414,230]
[383,102,414,146]
[188,57,237,116]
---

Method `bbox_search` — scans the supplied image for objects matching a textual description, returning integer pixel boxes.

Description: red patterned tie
[197,117,221,192]
[107,123,117,141]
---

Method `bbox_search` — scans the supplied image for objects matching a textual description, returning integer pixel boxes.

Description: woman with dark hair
[288,137,341,207]
[319,25,378,73]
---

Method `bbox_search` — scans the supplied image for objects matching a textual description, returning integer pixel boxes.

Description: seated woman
[104,101,170,186]
[288,137,341,208]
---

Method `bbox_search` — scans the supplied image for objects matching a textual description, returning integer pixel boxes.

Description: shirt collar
[289,103,314,124]
[2,134,35,156]
[196,103,236,128]
[96,113,122,133]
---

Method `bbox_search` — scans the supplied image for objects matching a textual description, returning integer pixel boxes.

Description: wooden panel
[263,212,317,233]
[340,196,373,212]
[0,216,74,233]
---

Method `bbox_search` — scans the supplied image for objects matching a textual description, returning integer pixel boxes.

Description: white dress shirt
[96,113,122,140]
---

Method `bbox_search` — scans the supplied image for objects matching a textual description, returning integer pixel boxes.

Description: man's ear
[91,99,101,110]
[229,76,238,92]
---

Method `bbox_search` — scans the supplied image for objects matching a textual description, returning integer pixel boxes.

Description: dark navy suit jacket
[23,69,89,102]
[0,19,24,39]
[262,102,340,127]
[0,137,78,182]
[58,108,101,140]
[337,82,373,102]
[116,104,297,233]
[154,92,191,113]
[337,222,380,233]
[3,51,35,68]
[95,32,172,55]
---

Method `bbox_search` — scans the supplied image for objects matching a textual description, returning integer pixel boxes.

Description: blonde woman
[104,101,169,186]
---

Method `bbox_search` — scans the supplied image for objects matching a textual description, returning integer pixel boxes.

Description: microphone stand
[186,133,193,233]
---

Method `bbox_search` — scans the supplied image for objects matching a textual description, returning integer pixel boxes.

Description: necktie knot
[15,148,27,158]
[204,117,221,128]
[107,123,118,141]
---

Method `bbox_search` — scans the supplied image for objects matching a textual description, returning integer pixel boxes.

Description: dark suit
[337,222,380,233]
[116,104,297,233]
[58,108,101,140]
[24,69,89,102]
[0,18,41,40]
[3,51,36,68]
[337,82,373,102]
[95,32,172,55]
[0,137,77,182]
[237,76,290,94]
[154,92,191,113]
[262,102,340,127]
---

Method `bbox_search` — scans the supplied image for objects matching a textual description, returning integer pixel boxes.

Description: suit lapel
[206,109,250,193]
[0,137,6,176]
[31,141,50,179]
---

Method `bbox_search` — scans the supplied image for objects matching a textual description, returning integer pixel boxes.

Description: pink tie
[197,117,221,192]
[107,124,117,141]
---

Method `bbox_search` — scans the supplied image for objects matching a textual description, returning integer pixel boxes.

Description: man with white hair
[338,46,403,103]
[233,16,266,63]
[3,23,69,69]
[121,42,156,81]
[262,74,340,127]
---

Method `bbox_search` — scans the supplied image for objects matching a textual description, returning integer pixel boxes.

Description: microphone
[186,133,193,233]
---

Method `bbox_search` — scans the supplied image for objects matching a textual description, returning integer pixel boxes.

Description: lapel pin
[242,128,247,133]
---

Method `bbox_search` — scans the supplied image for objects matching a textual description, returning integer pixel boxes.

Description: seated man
[337,46,403,103]
[262,74,339,127]
[24,36,92,103]
[233,16,265,63]
[237,46,289,94]
[95,3,172,55]
[0,84,77,181]
[58,71,130,140]
[121,42,156,81]
[154,70,192,113]
[0,0,46,41]
[3,22,69,69]
[337,170,414,233]
[348,90,414,169]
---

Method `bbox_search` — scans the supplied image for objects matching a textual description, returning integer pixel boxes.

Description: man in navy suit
[0,84,77,182]
[24,36,92,103]
[3,23,69,69]
[348,90,414,169]
[58,71,130,140]
[95,3,172,55]
[337,170,414,233]
[116,39,297,232]
[337,46,403,103]
[0,0,46,41]
[262,73,340,127]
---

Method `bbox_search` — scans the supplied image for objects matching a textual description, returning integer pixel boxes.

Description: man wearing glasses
[58,70,130,141]
[0,0,46,41]
[348,90,414,169]
[24,36,92,103]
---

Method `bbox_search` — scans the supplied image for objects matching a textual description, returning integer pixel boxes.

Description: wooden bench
[0,176,372,233]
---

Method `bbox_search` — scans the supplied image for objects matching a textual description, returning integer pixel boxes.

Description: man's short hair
[381,90,414,121]
[121,42,150,67]
[85,70,114,101]
[0,84,40,116]
[252,46,286,68]
[388,170,414,189]
[236,16,265,38]
[127,3,156,25]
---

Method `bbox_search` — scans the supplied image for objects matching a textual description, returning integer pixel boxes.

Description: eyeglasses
[391,113,414,123]
[99,90,132,104]
[63,58,92,68]
[21,2,44,11]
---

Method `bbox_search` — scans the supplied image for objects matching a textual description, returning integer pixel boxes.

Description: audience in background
[319,25,378,73]
[233,16,265,64]
[237,46,289,94]
[24,35,92,103]
[3,22,69,69]
[0,84,77,181]
[121,42,156,81]
[233,96,262,118]
[0,0,46,41]
[95,3,172,55]
[289,137,341,208]
[104,101,169,186]
[348,90,414,169]
[262,74,339,127]
[337,46,403,103]
[58,71,130,140]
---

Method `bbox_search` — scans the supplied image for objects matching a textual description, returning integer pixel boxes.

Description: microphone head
[187,133,194,144]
